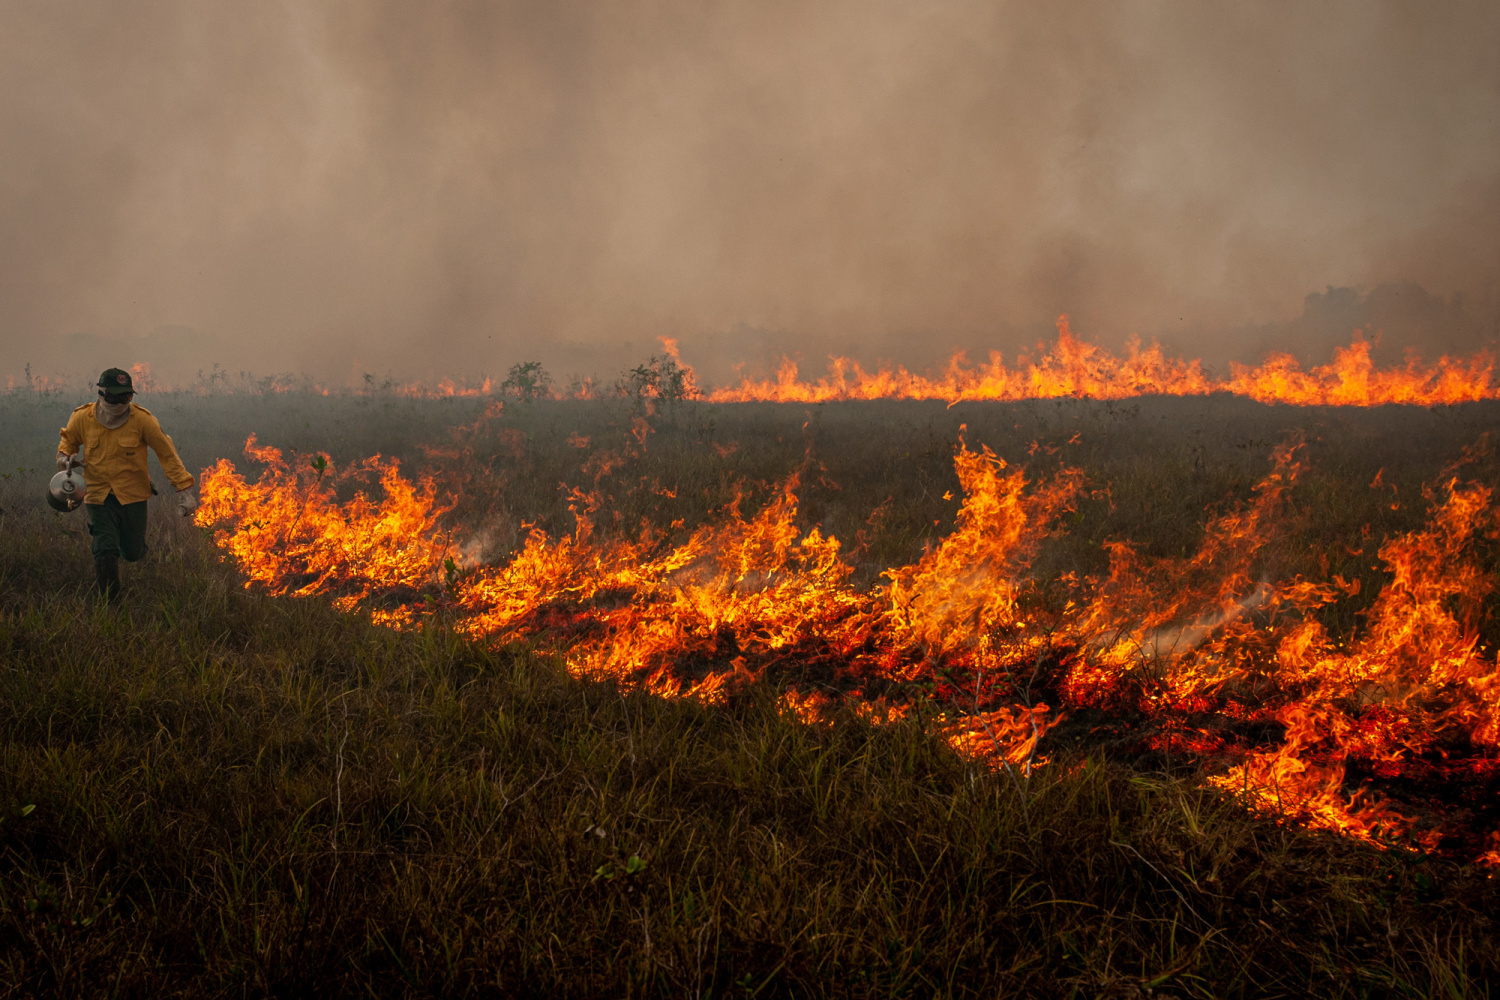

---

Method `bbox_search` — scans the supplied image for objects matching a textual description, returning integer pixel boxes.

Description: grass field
[3,389,1499,996]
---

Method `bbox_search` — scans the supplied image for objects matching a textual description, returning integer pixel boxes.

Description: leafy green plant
[620,354,699,406]
[501,361,554,401]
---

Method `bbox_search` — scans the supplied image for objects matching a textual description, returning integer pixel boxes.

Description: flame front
[707,317,1499,407]
[34,315,1497,405]
[196,421,1500,862]
[196,435,453,606]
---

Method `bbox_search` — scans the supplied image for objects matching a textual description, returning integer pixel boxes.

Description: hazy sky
[3,1,1498,384]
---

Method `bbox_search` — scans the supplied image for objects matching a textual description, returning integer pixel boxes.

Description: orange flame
[14,312,1497,406]
[197,435,453,604]
[707,317,1498,407]
[196,418,1500,862]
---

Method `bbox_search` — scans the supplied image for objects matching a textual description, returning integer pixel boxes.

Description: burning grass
[12,317,1500,407]
[4,392,1500,994]
[187,400,1500,866]
[1,506,1498,997]
[699,318,1500,407]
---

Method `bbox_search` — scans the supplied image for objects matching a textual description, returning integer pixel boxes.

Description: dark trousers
[86,494,149,562]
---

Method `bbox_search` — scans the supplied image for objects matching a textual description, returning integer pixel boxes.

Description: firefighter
[57,368,197,601]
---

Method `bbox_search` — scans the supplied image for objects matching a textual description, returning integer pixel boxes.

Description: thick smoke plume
[2,1,1497,386]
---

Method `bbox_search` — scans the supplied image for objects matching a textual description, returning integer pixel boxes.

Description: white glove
[57,454,70,471]
[177,491,198,517]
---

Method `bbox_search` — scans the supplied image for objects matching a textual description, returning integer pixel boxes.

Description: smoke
[2,1,1497,385]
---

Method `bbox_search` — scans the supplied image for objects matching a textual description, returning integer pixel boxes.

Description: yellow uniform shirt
[57,403,195,505]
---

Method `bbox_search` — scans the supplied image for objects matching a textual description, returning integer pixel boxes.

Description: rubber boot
[94,555,121,604]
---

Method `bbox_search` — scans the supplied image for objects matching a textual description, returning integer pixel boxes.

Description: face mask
[95,393,133,429]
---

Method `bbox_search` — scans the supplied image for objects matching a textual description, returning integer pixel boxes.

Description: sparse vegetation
[2,389,1499,996]
[500,361,554,401]
[620,353,699,408]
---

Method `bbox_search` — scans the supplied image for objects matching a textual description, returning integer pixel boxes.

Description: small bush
[500,361,554,401]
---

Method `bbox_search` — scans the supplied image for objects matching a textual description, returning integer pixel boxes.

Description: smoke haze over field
[2,1,1498,387]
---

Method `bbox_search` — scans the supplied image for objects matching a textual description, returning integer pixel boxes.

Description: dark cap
[97,368,134,392]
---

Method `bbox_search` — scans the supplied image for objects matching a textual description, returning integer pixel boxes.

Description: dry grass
[2,391,1499,996]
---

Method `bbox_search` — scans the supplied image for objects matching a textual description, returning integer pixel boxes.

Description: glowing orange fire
[196,435,453,608]
[706,317,1499,407]
[17,315,1495,406]
[196,414,1500,862]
